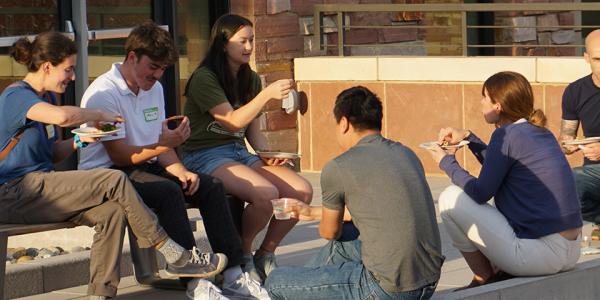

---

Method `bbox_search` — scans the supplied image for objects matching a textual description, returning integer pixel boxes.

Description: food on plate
[98,123,118,132]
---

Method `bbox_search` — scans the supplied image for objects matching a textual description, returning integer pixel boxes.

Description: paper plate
[71,127,120,138]
[562,137,600,146]
[419,140,470,150]
[256,151,301,159]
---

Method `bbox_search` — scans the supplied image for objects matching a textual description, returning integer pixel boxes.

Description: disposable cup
[271,198,294,220]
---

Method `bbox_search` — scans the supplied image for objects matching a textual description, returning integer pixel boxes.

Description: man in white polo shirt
[79,22,269,300]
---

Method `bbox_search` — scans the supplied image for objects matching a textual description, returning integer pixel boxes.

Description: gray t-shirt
[321,134,443,293]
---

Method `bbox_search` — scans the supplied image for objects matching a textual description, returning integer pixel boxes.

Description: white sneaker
[186,278,231,300]
[222,272,271,300]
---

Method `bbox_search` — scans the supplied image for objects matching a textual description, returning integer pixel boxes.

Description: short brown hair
[483,71,547,128]
[125,21,178,65]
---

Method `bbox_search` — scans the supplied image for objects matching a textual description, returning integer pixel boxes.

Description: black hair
[334,86,383,131]
[184,14,255,107]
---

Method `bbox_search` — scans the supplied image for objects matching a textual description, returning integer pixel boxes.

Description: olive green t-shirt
[182,67,261,152]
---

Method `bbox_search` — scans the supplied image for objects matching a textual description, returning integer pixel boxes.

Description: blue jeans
[265,239,437,300]
[182,142,261,175]
[574,164,600,224]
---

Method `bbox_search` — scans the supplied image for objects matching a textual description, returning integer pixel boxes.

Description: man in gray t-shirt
[265,86,443,299]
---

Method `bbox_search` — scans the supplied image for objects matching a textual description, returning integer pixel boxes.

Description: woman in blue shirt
[0,32,227,300]
[427,71,582,290]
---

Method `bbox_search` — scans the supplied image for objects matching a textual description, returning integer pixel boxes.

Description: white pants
[439,185,581,276]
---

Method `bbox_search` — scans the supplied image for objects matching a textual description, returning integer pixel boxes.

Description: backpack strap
[0,126,27,161]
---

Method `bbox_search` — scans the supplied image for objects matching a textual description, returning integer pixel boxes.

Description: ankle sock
[156,238,188,266]
[223,265,244,284]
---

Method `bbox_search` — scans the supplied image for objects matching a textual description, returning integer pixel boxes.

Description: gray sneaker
[254,252,278,281]
[242,254,263,284]
[166,246,228,278]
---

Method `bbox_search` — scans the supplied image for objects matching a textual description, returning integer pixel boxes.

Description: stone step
[432,259,600,300]
[5,217,268,299]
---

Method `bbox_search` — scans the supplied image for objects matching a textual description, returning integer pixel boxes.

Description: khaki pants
[439,185,580,276]
[0,169,168,297]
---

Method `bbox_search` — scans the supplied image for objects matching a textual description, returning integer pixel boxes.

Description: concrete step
[5,231,210,299]
[4,217,270,299]
[432,259,600,300]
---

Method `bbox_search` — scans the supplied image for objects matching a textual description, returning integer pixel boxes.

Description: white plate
[562,137,600,145]
[256,151,301,159]
[419,140,470,150]
[71,127,121,138]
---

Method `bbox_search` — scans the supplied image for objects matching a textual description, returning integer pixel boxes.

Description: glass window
[176,0,211,79]
[87,0,152,56]
[0,1,59,54]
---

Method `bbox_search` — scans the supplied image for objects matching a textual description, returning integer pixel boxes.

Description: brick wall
[229,0,585,161]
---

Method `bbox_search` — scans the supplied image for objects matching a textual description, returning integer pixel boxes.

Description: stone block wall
[298,80,580,175]
[493,0,580,56]
[293,56,591,174]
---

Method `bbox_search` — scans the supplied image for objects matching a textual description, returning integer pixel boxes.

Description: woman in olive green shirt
[182,14,313,283]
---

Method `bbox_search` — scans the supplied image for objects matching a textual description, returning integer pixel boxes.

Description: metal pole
[314,8,322,53]
[462,11,468,56]
[72,0,89,106]
[337,12,344,56]
[152,0,180,117]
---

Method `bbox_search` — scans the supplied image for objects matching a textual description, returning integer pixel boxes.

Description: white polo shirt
[78,63,165,170]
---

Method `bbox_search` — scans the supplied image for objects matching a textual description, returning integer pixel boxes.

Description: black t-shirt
[562,74,600,165]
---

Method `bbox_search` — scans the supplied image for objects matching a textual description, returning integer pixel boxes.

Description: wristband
[74,134,89,149]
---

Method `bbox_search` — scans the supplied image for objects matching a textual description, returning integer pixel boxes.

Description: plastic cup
[271,198,294,220]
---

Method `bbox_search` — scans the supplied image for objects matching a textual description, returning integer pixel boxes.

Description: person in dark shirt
[427,71,582,290]
[560,29,600,240]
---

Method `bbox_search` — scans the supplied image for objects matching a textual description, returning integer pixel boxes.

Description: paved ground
[16,172,597,299]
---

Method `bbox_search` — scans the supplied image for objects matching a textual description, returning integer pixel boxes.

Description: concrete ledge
[294,57,378,81]
[5,245,132,299]
[5,224,263,299]
[294,56,590,83]
[379,57,537,82]
[432,259,600,300]
[536,57,590,83]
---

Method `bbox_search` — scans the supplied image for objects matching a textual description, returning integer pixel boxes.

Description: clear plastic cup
[271,198,294,220]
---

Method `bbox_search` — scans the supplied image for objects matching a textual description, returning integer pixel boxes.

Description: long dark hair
[483,71,547,128]
[10,31,77,72]
[184,14,255,107]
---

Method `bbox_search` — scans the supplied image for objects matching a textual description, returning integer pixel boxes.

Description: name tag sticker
[143,107,159,122]
[45,124,55,139]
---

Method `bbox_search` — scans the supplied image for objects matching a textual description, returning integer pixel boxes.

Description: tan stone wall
[295,56,590,174]
[298,81,583,175]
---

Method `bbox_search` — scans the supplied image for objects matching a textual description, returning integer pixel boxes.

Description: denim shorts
[182,143,261,175]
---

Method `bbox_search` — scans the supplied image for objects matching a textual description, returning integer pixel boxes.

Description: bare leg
[462,250,494,284]
[252,163,313,254]
[212,162,279,253]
